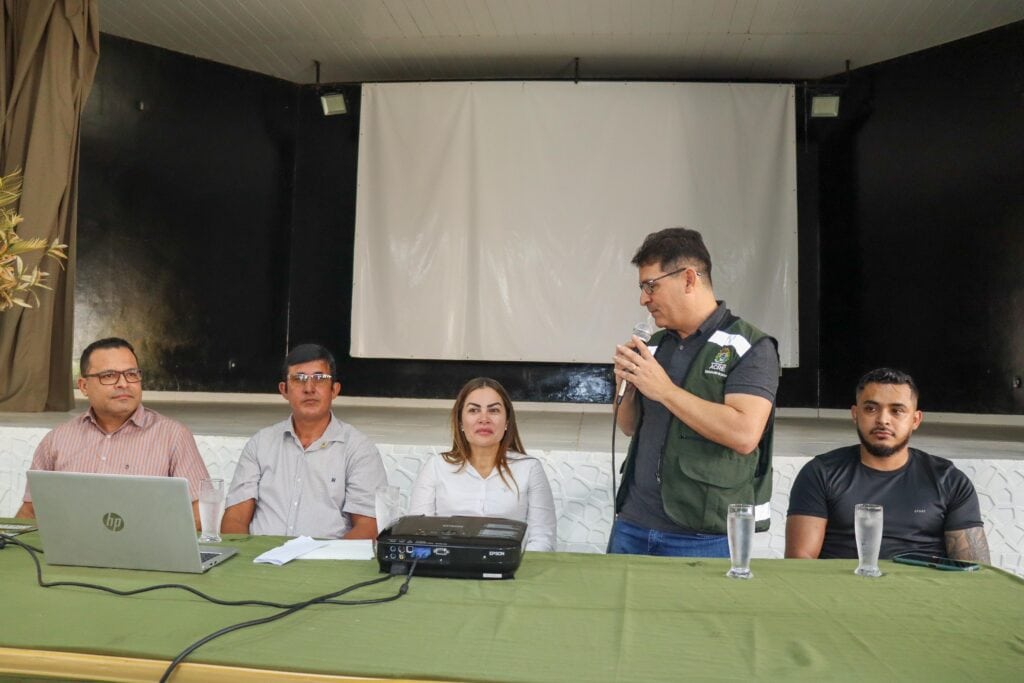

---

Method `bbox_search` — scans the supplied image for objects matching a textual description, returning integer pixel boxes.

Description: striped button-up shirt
[23,405,209,501]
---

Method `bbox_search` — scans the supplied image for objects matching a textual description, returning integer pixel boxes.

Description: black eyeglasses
[288,372,334,385]
[82,369,143,385]
[639,266,702,295]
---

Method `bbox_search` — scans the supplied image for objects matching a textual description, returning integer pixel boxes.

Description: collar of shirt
[81,403,149,434]
[457,451,530,480]
[666,300,730,346]
[284,413,346,452]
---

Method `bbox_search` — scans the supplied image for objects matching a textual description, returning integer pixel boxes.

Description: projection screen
[353,81,798,366]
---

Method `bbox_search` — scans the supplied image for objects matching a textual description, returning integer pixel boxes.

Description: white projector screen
[353,81,798,366]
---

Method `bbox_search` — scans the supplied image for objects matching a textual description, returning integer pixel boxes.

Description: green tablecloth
[1,532,1022,682]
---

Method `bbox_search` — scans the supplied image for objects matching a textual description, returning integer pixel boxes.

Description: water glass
[375,485,402,534]
[198,478,225,543]
[726,503,754,579]
[854,503,883,577]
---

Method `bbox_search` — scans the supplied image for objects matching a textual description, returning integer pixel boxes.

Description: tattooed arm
[945,527,990,564]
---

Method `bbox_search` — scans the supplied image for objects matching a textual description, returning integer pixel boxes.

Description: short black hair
[631,227,713,285]
[281,343,337,380]
[80,338,137,376]
[855,367,919,402]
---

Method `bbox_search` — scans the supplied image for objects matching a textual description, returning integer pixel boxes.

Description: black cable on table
[0,532,42,554]
[160,559,417,682]
[1,533,377,609]
[1,533,418,681]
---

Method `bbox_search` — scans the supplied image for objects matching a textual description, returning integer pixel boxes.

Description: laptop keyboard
[199,551,219,563]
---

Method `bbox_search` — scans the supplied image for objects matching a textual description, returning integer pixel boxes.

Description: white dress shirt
[408,452,557,551]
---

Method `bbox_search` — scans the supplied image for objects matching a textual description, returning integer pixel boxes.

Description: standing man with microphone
[610,228,780,557]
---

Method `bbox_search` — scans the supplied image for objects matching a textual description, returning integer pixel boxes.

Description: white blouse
[408,452,557,552]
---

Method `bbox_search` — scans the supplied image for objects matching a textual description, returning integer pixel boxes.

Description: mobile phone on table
[892,552,980,572]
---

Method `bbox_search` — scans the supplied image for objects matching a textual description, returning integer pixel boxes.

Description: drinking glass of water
[854,503,883,577]
[726,503,754,579]
[198,478,225,543]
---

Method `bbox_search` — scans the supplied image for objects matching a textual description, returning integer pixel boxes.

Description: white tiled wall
[3,426,1020,575]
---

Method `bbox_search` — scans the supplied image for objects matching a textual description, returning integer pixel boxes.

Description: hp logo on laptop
[103,512,125,532]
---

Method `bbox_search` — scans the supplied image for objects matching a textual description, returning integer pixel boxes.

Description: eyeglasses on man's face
[288,372,334,385]
[638,266,703,295]
[82,369,143,385]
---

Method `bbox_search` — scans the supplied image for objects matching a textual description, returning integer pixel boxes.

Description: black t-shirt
[787,446,983,559]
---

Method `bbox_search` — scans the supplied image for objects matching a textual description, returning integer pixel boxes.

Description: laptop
[27,471,237,573]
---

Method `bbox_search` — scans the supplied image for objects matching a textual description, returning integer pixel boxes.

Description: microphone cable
[611,395,621,503]
[611,319,653,504]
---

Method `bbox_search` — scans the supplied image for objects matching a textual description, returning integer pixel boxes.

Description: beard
[856,426,910,458]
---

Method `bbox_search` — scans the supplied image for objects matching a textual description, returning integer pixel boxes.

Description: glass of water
[854,503,883,577]
[726,503,755,579]
[198,478,225,543]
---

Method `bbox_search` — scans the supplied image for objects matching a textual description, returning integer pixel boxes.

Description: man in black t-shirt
[786,368,989,562]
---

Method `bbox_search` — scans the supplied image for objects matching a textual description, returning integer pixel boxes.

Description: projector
[377,515,526,579]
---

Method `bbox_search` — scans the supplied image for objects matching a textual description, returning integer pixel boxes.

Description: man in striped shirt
[16,338,209,526]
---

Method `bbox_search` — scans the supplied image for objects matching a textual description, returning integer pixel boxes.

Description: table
[1,531,1021,682]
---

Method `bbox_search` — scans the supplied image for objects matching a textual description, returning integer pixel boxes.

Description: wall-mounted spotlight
[810,94,841,118]
[314,60,347,116]
[320,92,347,116]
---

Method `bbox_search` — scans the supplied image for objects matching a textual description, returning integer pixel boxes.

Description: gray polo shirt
[226,414,387,538]
[620,302,779,533]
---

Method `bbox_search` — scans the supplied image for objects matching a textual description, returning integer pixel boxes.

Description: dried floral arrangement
[0,169,67,311]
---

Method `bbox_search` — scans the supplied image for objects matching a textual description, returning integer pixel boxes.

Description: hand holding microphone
[616,317,655,404]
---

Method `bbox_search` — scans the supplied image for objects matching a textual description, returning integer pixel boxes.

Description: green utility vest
[617,315,777,534]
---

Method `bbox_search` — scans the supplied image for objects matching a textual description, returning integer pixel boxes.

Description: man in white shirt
[221,344,387,539]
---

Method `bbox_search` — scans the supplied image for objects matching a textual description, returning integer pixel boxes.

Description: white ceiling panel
[97,0,1024,84]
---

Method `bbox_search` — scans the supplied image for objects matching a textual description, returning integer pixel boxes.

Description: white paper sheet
[252,536,328,566]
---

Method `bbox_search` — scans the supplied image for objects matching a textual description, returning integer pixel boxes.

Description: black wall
[816,22,1024,413]
[77,24,1024,412]
[78,36,295,390]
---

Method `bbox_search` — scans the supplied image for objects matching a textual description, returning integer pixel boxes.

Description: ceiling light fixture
[314,60,347,116]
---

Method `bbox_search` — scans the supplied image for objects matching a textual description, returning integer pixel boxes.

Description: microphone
[616,317,655,404]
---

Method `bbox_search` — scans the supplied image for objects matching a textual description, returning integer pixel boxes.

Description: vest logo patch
[706,346,732,377]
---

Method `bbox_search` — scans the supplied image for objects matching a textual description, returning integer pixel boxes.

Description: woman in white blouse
[408,377,557,552]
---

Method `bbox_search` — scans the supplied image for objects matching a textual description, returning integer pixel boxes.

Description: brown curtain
[0,0,98,411]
